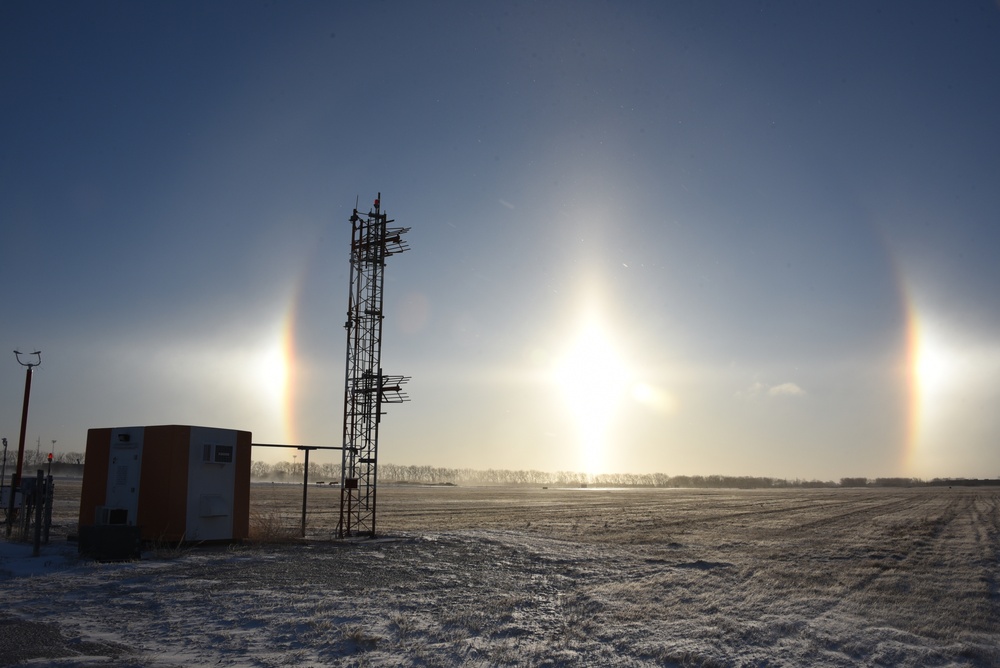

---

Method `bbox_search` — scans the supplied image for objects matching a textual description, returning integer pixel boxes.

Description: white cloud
[768,382,806,397]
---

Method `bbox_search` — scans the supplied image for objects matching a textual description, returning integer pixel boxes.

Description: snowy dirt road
[1,484,998,666]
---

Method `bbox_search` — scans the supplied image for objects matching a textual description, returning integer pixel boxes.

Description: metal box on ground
[78,425,251,544]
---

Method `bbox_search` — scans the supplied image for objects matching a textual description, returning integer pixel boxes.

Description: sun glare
[256,342,290,405]
[551,318,631,474]
[631,382,676,413]
[902,308,1000,478]
[915,330,954,403]
[908,316,983,466]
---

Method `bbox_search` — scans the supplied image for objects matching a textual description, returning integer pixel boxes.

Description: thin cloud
[768,382,806,397]
[737,381,806,400]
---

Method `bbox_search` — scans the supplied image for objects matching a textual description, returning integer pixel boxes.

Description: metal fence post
[32,470,43,556]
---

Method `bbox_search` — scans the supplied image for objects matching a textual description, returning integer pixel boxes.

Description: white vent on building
[199,494,230,517]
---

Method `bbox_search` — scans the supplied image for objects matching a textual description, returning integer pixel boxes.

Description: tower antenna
[337,194,410,538]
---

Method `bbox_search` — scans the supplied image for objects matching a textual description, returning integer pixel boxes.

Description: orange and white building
[79,425,251,542]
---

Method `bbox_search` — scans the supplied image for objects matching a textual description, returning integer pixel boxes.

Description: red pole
[14,365,32,487]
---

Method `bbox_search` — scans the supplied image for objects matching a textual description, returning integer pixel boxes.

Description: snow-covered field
[1,483,998,666]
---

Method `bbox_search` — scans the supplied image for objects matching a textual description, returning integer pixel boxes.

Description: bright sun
[916,331,953,401]
[256,342,290,405]
[551,318,631,474]
[912,320,969,439]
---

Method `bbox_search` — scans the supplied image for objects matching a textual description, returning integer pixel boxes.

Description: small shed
[79,424,251,543]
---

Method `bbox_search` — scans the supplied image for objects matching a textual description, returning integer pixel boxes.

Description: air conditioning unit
[201,443,235,464]
[95,506,129,525]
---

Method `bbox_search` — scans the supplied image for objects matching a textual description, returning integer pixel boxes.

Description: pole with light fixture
[7,351,40,536]
[12,350,41,492]
[7,350,42,536]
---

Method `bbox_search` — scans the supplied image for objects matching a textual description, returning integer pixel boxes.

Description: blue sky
[2,1,999,480]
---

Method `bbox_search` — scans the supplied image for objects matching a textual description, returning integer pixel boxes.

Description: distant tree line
[839,477,1000,488]
[0,449,86,478]
[244,461,1000,489]
[251,460,341,481]
[27,452,999,488]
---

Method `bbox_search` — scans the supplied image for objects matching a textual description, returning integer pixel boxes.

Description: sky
[2,1,999,481]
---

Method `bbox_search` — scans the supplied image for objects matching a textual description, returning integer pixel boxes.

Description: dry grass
[247,506,302,544]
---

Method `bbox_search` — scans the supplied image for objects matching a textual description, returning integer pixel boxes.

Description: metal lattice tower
[338,193,410,538]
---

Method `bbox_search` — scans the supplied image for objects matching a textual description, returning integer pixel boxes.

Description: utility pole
[8,351,40,536]
[13,351,41,489]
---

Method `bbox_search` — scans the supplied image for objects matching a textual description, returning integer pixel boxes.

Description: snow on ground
[1,486,999,666]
